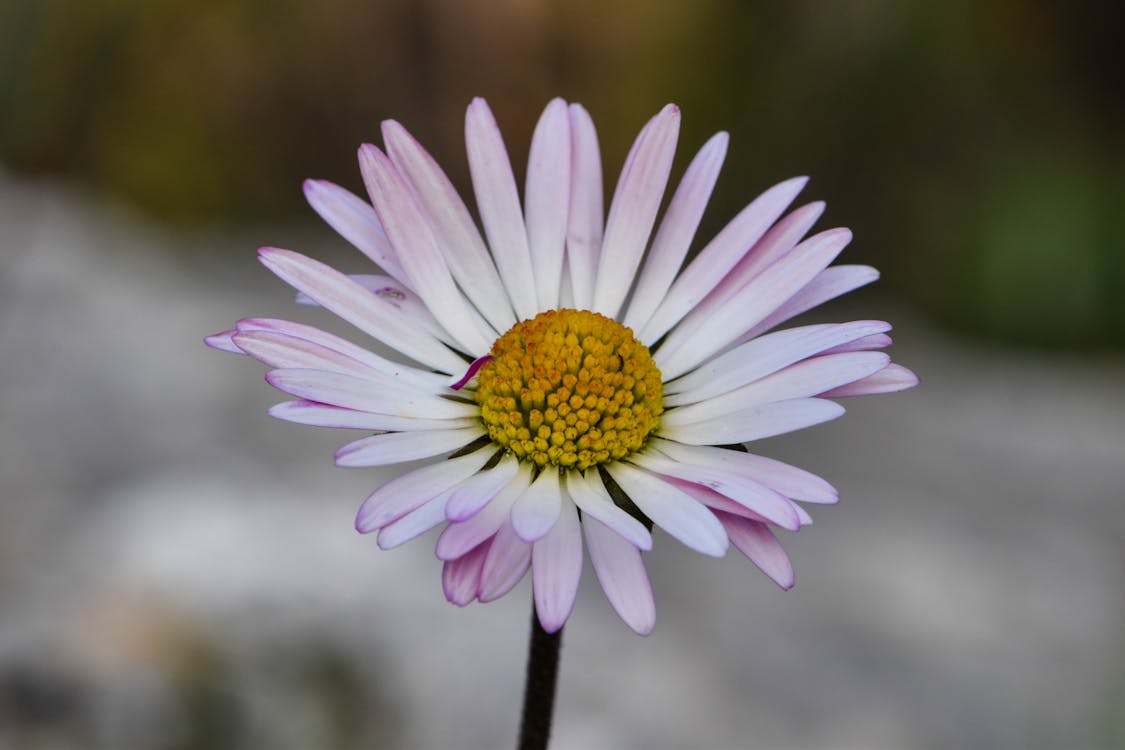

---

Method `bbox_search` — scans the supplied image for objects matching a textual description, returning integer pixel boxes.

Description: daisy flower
[206,97,917,636]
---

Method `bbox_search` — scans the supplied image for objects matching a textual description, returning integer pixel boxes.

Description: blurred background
[2,1,1123,748]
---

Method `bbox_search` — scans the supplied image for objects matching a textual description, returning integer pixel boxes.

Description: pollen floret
[475,309,663,470]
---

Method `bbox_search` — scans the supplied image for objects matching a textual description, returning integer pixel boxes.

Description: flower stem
[517,602,562,750]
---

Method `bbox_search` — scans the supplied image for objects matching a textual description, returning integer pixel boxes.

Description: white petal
[465,98,538,321]
[662,351,890,427]
[359,144,495,355]
[355,448,493,532]
[524,98,571,311]
[717,511,795,589]
[511,468,563,543]
[819,332,893,355]
[232,330,374,376]
[303,179,409,285]
[381,120,516,332]
[605,463,728,557]
[257,248,465,373]
[435,464,532,560]
[674,479,770,522]
[558,256,576,309]
[204,330,241,354]
[637,176,807,340]
[445,454,521,521]
[335,427,484,467]
[265,368,476,420]
[565,471,652,550]
[820,363,919,397]
[623,132,728,332]
[643,201,826,346]
[655,228,852,380]
[583,516,656,635]
[296,274,458,347]
[793,503,814,527]
[377,491,452,550]
[564,104,604,311]
[592,104,680,319]
[663,321,892,406]
[269,401,478,432]
[532,497,582,633]
[234,317,447,388]
[651,439,838,504]
[478,520,532,602]
[659,397,845,445]
[740,264,879,342]
[629,452,800,530]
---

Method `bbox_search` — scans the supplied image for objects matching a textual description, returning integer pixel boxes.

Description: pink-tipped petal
[661,397,846,446]
[716,511,795,589]
[442,541,491,606]
[662,351,890,427]
[232,330,373,376]
[819,363,919,397]
[532,497,582,633]
[793,503,814,527]
[359,144,495,355]
[623,132,729,332]
[819,332,893,354]
[303,179,409,284]
[435,465,531,560]
[638,176,807,340]
[675,480,772,522]
[592,104,681,319]
[652,439,838,504]
[257,248,465,374]
[478,520,532,602]
[381,120,517,332]
[355,449,493,533]
[525,98,572,310]
[605,463,728,557]
[663,321,892,406]
[234,317,447,388]
[204,330,243,354]
[265,368,475,420]
[583,516,656,635]
[465,98,538,321]
[335,426,484,467]
[643,200,825,347]
[268,401,477,432]
[565,471,652,550]
[565,104,604,311]
[656,228,853,380]
[511,468,563,543]
[629,452,800,531]
[740,264,880,342]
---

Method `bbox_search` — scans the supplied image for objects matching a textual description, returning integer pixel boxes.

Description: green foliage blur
[2,0,1122,348]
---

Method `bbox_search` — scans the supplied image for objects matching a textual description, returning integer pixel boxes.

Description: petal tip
[203,331,241,353]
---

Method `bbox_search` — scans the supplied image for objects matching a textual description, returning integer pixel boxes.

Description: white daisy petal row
[209,96,917,635]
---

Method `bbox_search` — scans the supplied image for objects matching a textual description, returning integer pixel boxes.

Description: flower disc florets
[475,309,663,470]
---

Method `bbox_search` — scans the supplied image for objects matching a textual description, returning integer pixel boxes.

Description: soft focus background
[2,2,1123,749]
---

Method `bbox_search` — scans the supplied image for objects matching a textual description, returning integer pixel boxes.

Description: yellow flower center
[474,309,663,470]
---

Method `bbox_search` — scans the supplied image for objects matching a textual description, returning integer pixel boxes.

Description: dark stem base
[517,603,563,750]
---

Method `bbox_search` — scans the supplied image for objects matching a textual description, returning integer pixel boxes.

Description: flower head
[207,97,917,635]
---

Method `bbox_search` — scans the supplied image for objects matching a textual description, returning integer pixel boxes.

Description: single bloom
[207,97,917,635]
